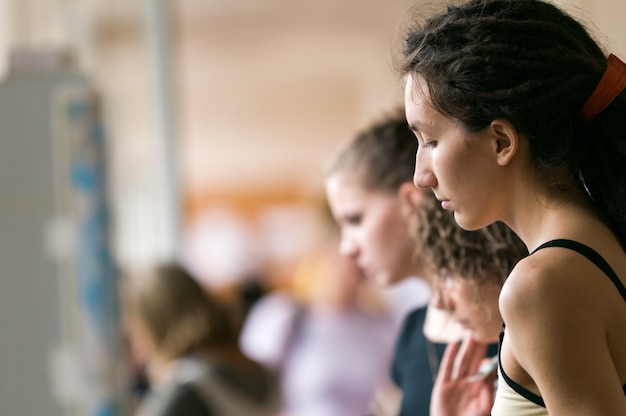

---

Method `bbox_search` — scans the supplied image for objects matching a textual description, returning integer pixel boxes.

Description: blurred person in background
[325,107,531,415]
[412,194,527,415]
[239,238,398,416]
[324,107,463,415]
[416,195,528,345]
[122,263,279,416]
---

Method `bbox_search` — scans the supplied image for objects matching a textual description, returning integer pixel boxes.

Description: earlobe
[399,182,423,211]
[490,120,519,166]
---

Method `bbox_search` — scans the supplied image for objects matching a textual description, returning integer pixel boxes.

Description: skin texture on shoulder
[500,247,626,414]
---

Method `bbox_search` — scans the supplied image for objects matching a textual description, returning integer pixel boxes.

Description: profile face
[325,172,417,287]
[404,75,502,231]
[432,275,503,343]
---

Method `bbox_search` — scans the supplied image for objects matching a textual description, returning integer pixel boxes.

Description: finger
[479,368,498,405]
[454,336,488,378]
[484,367,497,387]
[438,341,461,382]
[466,338,489,377]
[467,339,489,378]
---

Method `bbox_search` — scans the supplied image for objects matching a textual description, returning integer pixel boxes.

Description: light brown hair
[122,264,239,361]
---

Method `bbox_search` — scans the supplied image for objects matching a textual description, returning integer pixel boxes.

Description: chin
[372,274,392,287]
[473,331,501,345]
[453,212,492,232]
[471,332,489,344]
[452,212,474,231]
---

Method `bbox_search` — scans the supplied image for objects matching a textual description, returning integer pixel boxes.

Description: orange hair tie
[580,54,626,123]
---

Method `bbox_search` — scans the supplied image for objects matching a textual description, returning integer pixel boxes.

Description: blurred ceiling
[87,0,419,196]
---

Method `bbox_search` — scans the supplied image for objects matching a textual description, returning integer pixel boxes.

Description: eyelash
[346,215,361,225]
[414,132,436,149]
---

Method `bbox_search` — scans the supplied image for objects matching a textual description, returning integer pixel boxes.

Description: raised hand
[430,336,497,416]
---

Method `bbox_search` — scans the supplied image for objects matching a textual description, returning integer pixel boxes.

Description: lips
[458,319,472,329]
[433,192,451,209]
[358,263,372,276]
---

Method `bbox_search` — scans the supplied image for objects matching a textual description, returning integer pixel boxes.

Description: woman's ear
[398,182,423,212]
[489,120,520,166]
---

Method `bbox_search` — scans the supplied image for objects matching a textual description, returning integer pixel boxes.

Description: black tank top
[498,239,626,407]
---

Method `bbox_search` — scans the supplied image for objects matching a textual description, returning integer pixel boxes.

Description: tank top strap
[497,324,546,408]
[531,239,626,302]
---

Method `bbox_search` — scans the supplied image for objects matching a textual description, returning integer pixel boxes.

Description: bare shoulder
[499,241,626,413]
[498,241,625,365]
[499,251,572,319]
[500,244,623,319]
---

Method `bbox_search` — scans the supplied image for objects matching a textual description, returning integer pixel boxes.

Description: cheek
[447,283,477,313]
[450,150,496,201]
[470,303,490,321]
[440,153,469,191]
[378,213,413,254]
[364,207,399,244]
[366,214,410,273]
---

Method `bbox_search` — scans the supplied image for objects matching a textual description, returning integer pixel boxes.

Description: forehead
[405,76,439,126]
[434,274,474,295]
[325,171,365,196]
[404,75,465,138]
[404,75,430,107]
[325,173,368,209]
[325,173,395,209]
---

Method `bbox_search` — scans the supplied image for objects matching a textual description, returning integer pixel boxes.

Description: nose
[413,149,436,189]
[432,286,454,312]
[339,236,358,258]
[431,290,445,309]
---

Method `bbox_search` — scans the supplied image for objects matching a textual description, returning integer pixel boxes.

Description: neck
[505,182,605,251]
[413,254,436,287]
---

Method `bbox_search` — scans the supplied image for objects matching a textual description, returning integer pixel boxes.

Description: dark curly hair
[399,0,626,246]
[415,191,528,286]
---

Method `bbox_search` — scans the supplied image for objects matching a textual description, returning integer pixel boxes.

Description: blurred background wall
[1,0,624,276]
[0,0,624,415]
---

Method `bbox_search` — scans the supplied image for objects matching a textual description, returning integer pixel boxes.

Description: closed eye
[413,130,436,149]
[346,215,361,225]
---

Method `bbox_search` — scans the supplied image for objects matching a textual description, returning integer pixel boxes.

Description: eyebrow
[408,120,433,135]
[408,122,420,133]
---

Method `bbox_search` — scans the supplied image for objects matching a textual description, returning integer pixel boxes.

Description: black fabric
[140,362,278,416]
[391,306,445,416]
[149,383,213,416]
[390,306,499,416]
[210,363,277,403]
